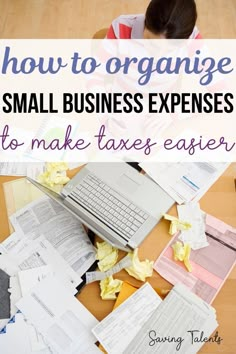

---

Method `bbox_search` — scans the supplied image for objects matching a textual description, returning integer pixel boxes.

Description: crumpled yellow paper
[125,248,153,281]
[96,241,118,272]
[100,276,123,300]
[163,213,192,235]
[172,241,192,272]
[38,162,70,192]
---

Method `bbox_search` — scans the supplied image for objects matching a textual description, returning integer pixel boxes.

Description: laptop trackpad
[117,174,140,194]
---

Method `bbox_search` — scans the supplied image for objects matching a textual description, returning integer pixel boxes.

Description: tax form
[124,284,218,354]
[154,214,236,303]
[9,196,96,278]
[140,162,229,204]
[16,277,100,354]
[92,283,162,353]
[2,233,82,294]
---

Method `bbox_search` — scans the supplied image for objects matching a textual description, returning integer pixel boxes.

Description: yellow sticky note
[125,248,153,281]
[96,241,118,272]
[100,276,123,300]
[37,162,70,192]
[163,213,192,236]
[172,241,192,272]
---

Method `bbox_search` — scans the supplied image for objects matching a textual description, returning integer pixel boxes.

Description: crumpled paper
[38,162,70,192]
[163,213,192,236]
[100,276,123,300]
[125,248,153,281]
[96,241,118,272]
[172,241,192,272]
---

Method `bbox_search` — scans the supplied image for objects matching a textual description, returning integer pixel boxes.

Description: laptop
[27,163,174,251]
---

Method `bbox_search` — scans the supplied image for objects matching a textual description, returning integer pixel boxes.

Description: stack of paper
[16,276,100,354]
[92,283,218,354]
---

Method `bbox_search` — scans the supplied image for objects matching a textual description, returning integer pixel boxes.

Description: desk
[0,166,236,353]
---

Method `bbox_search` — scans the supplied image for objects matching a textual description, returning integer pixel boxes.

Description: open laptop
[27,163,174,251]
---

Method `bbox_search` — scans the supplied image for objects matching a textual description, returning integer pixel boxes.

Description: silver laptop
[27,163,174,251]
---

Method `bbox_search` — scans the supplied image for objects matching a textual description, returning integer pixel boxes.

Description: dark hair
[145,0,197,39]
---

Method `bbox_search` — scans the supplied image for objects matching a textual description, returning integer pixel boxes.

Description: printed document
[154,214,236,303]
[124,284,218,354]
[16,277,100,354]
[2,233,82,293]
[92,283,162,353]
[140,162,229,204]
[10,196,96,277]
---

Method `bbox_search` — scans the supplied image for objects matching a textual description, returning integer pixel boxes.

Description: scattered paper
[96,241,118,272]
[154,214,236,303]
[172,241,192,272]
[16,276,99,354]
[125,248,153,281]
[86,254,131,284]
[124,284,218,354]
[141,162,229,204]
[18,265,53,297]
[177,203,209,250]
[100,276,123,300]
[163,213,192,235]
[10,196,96,278]
[0,311,51,354]
[92,283,162,354]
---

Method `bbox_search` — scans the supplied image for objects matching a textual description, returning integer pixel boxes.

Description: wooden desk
[0,166,236,353]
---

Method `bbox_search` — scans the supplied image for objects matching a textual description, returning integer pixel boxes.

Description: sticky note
[37,162,70,192]
[96,241,118,272]
[125,248,153,281]
[163,213,192,235]
[172,241,192,272]
[100,276,123,300]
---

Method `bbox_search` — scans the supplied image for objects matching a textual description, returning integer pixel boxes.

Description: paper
[96,241,118,272]
[0,311,51,354]
[172,241,192,272]
[0,269,10,319]
[154,214,236,303]
[0,162,28,176]
[18,265,53,297]
[2,233,82,294]
[37,162,70,192]
[124,283,218,354]
[177,203,209,250]
[163,213,192,235]
[100,276,123,300]
[0,162,45,177]
[92,282,162,353]
[10,196,96,277]
[16,277,100,354]
[125,248,154,281]
[141,162,229,204]
[86,254,132,284]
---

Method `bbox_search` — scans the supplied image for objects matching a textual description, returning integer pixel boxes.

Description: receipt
[86,255,131,284]
[96,241,118,272]
[37,162,70,191]
[163,213,192,235]
[100,276,123,300]
[172,241,192,272]
[177,203,209,250]
[125,248,154,281]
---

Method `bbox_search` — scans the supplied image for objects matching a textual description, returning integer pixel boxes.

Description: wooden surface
[0,165,236,353]
[0,0,235,352]
[0,0,236,39]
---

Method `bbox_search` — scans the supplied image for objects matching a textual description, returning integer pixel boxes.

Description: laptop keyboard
[69,173,149,241]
